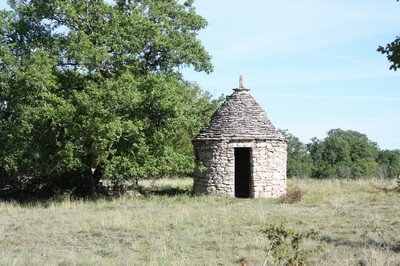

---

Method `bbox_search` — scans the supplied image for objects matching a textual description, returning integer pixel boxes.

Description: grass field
[0,178,399,266]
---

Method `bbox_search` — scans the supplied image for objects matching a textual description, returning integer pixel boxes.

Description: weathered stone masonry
[192,76,287,198]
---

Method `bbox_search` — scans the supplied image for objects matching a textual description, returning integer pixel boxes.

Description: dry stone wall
[193,139,287,198]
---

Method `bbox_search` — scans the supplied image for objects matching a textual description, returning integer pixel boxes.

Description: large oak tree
[0,0,218,199]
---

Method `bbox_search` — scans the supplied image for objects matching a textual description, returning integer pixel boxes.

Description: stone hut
[192,76,287,198]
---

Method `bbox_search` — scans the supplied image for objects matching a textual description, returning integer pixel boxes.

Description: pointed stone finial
[233,75,250,92]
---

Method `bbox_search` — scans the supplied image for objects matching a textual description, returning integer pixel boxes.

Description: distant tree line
[280,129,400,179]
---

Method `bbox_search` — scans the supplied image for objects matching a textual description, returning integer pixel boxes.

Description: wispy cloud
[255,94,400,101]
[198,0,400,62]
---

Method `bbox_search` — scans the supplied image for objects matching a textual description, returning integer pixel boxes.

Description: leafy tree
[308,136,352,179]
[377,149,400,179]
[377,0,400,70]
[279,129,312,178]
[307,129,378,179]
[0,0,217,199]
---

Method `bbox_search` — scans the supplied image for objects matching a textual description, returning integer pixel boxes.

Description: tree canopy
[378,36,400,71]
[279,129,312,179]
[0,0,219,199]
[307,129,379,179]
[281,129,400,180]
[377,0,400,70]
[377,149,400,179]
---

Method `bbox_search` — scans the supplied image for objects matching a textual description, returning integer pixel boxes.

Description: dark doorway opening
[234,148,252,198]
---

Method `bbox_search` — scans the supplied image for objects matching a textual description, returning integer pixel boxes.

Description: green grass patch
[0,178,399,265]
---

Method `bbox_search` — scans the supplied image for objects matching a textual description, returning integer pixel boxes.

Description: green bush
[260,219,324,266]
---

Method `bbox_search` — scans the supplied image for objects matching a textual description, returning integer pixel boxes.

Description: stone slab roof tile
[194,76,285,141]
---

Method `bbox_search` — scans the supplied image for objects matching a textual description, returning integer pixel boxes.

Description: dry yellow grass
[0,178,399,265]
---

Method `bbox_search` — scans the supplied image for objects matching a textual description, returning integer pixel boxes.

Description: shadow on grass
[0,184,193,206]
[321,235,400,253]
[137,185,192,197]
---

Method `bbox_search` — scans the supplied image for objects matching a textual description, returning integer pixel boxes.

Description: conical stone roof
[194,76,285,141]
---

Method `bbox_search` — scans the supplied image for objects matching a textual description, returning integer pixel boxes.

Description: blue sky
[1,0,399,149]
[181,0,400,150]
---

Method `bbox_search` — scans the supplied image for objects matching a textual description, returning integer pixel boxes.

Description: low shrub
[283,186,304,203]
[260,219,324,266]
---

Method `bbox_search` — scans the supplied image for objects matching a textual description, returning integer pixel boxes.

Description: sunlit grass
[0,178,399,265]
